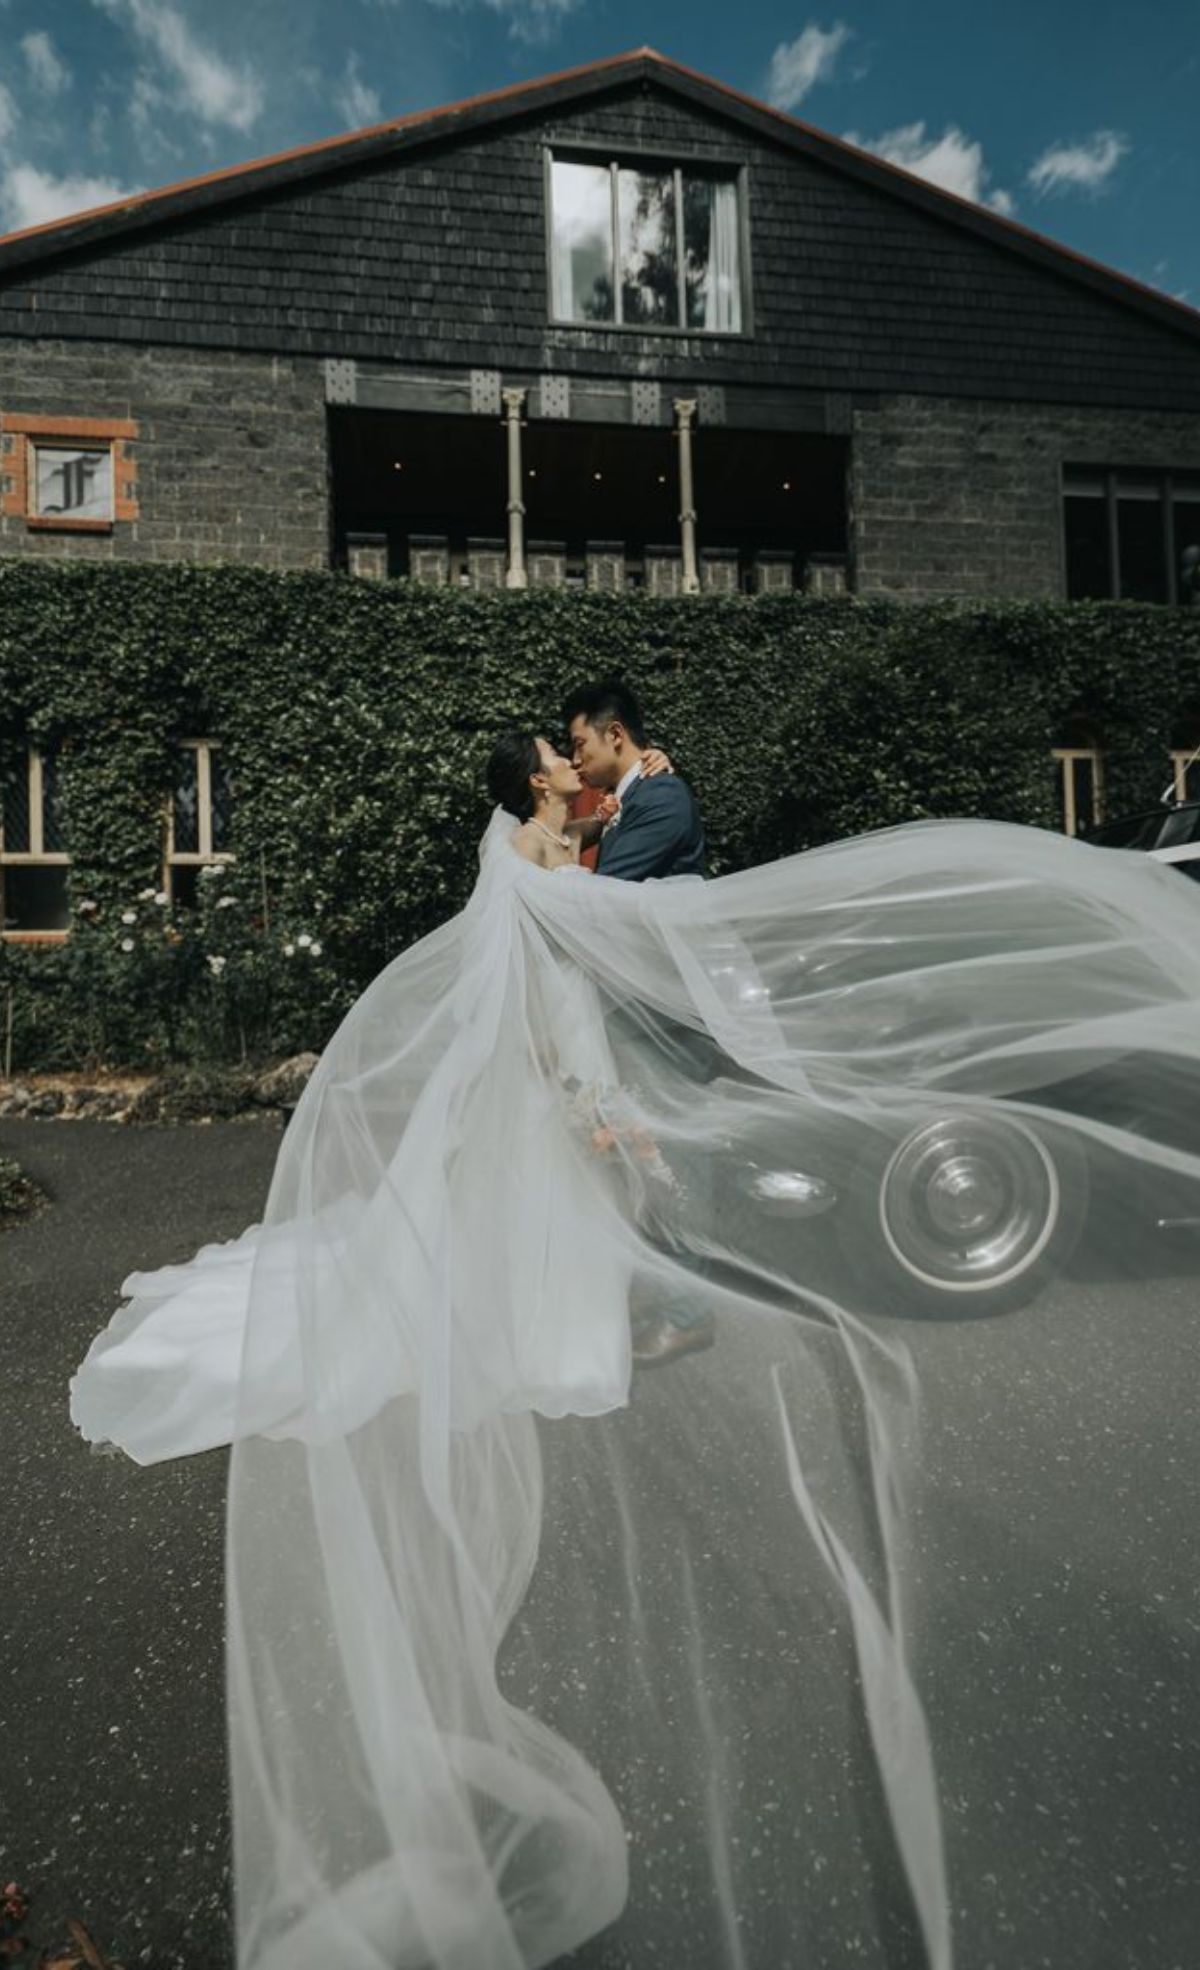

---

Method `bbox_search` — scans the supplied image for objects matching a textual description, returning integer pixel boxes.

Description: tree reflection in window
[173,748,200,854]
[40,749,65,852]
[618,169,677,326]
[551,154,742,331]
[211,753,235,853]
[2,770,31,854]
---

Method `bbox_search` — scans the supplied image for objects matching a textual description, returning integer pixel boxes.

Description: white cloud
[1027,131,1128,199]
[93,0,264,131]
[486,0,579,41]
[0,163,140,234]
[420,0,580,44]
[22,30,70,95]
[844,119,1015,216]
[128,66,183,161]
[0,81,17,145]
[767,23,852,111]
[336,52,382,130]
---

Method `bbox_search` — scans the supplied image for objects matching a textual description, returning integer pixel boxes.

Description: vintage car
[1083,797,1200,883]
[710,900,1200,1320]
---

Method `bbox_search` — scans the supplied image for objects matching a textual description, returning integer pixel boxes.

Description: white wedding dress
[68,811,1200,1970]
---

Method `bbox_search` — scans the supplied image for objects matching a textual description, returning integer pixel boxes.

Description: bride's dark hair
[486,731,542,822]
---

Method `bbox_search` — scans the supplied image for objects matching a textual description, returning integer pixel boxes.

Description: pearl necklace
[531,816,571,851]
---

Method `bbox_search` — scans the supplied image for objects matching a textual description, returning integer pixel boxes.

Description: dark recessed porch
[329,409,848,592]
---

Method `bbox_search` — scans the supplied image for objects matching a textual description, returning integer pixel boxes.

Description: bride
[69,731,1200,1970]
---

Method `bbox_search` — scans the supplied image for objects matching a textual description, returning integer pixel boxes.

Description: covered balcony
[329,407,849,594]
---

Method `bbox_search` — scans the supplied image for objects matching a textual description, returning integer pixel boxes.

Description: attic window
[549,155,744,333]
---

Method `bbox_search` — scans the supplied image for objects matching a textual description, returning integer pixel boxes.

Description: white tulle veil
[70,809,1200,1968]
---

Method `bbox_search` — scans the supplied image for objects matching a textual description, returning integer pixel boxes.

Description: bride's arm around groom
[563,678,707,883]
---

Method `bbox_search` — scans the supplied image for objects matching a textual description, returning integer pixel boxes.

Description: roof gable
[0,47,1197,353]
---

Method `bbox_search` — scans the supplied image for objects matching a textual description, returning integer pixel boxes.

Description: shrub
[2,564,1197,1070]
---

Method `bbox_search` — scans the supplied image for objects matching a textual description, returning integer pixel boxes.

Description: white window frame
[1051,747,1105,837]
[0,745,71,942]
[1168,748,1200,804]
[164,739,235,898]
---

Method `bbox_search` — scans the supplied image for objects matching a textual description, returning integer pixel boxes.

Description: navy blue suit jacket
[596,773,707,882]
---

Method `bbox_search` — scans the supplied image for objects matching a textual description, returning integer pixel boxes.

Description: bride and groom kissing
[485,677,714,1368]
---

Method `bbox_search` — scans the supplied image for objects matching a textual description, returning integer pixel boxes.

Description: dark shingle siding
[1,79,1197,412]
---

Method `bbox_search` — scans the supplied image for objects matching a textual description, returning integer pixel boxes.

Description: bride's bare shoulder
[511,824,546,866]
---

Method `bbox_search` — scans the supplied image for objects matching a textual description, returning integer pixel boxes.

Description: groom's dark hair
[562,680,646,747]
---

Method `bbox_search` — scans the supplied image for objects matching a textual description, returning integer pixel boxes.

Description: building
[3,48,1200,944]
[0,46,1198,603]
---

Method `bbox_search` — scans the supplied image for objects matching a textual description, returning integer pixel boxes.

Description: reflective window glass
[550,160,614,323]
[618,168,678,327]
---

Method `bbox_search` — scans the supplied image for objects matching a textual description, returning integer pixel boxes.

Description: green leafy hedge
[1,562,1198,1071]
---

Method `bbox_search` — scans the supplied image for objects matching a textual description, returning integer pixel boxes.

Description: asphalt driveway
[1,1117,282,1969]
[2,1115,1198,1969]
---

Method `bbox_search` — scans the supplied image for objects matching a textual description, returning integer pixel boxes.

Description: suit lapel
[599,769,643,867]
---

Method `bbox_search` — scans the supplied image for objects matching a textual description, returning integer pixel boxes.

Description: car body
[1084,798,1200,883]
[706,894,1200,1318]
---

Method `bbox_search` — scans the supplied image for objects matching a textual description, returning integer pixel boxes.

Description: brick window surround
[0,412,139,532]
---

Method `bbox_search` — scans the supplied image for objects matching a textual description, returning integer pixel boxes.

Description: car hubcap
[879,1113,1060,1291]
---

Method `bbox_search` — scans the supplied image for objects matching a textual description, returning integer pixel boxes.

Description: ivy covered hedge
[1,561,1198,1071]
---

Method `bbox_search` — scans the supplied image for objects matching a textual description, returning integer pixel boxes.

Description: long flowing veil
[70,811,1200,1968]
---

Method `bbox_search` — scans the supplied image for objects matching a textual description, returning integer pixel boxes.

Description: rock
[252,1053,320,1108]
[64,1089,129,1118]
[24,1091,63,1118]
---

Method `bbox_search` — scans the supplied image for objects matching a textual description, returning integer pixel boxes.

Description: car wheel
[840,1107,1090,1317]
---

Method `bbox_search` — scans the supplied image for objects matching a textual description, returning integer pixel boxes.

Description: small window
[549,154,744,333]
[33,444,114,522]
[1052,746,1105,837]
[0,744,70,939]
[165,741,235,906]
[1063,468,1200,603]
[0,413,138,532]
[1175,485,1200,602]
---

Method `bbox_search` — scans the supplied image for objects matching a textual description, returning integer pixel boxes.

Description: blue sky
[0,0,1195,307]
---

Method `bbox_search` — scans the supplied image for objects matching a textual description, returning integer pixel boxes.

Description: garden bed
[0,1053,317,1125]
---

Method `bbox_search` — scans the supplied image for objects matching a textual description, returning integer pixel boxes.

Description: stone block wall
[0,339,329,568]
[852,395,1200,600]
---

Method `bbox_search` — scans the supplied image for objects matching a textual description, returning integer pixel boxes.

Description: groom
[564,679,706,883]
[563,680,714,1368]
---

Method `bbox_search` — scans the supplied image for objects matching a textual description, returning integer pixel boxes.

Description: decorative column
[673,398,700,595]
[503,387,528,591]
